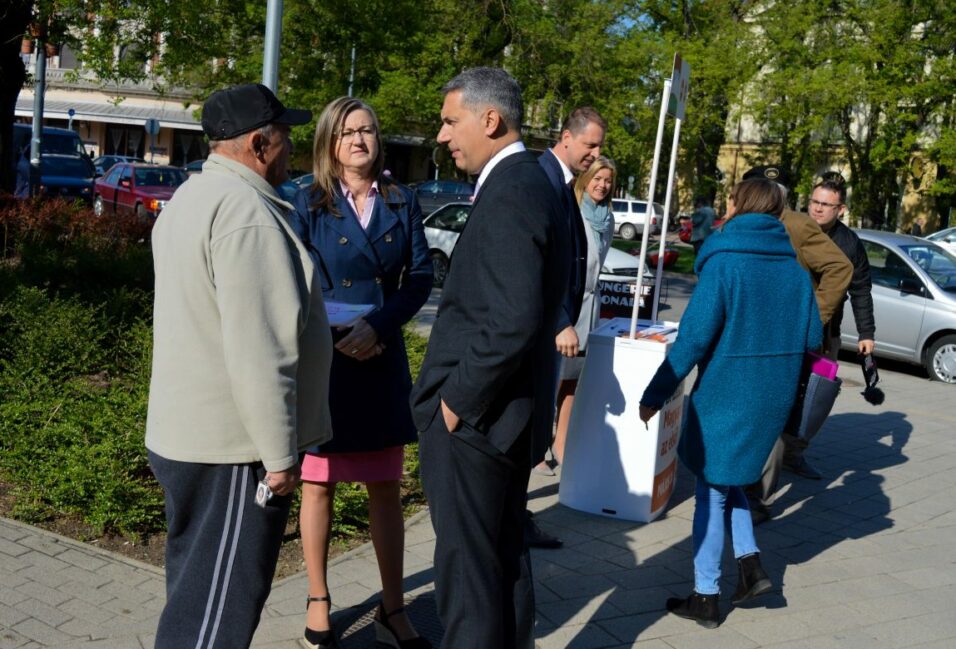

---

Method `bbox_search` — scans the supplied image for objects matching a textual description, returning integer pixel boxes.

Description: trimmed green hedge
[0,197,428,540]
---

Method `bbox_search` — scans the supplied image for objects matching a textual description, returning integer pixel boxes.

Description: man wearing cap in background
[741,165,852,523]
[146,83,333,648]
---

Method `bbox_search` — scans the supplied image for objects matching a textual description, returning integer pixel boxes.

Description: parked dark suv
[413,179,475,215]
[11,124,93,199]
[36,154,96,203]
[13,123,88,158]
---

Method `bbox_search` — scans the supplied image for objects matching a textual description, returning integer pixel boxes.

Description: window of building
[59,44,78,69]
[106,125,145,158]
[171,131,208,166]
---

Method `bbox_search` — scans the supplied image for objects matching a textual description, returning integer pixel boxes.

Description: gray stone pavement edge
[3,263,955,647]
[4,357,955,648]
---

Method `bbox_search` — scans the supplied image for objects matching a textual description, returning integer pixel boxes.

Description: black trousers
[149,451,292,649]
[419,415,535,649]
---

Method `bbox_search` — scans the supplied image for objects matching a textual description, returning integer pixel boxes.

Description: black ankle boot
[732,553,773,604]
[666,592,719,628]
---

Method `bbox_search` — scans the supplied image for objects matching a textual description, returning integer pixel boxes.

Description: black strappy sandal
[300,594,339,649]
[373,601,432,649]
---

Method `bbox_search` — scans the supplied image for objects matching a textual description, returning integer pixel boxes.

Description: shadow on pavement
[523,410,910,647]
[757,411,911,608]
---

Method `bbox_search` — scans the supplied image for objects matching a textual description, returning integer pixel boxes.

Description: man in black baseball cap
[738,163,852,523]
[148,83,332,649]
[199,83,312,187]
[202,83,312,141]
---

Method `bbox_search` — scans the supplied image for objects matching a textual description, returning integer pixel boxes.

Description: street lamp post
[262,0,283,91]
[30,36,47,197]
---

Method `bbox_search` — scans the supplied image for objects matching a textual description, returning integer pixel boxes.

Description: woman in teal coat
[640,178,822,628]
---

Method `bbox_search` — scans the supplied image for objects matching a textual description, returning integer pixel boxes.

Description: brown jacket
[779,208,853,324]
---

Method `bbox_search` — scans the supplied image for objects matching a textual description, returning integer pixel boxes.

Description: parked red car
[93,163,187,218]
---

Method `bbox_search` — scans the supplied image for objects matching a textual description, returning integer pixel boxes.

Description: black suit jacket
[410,149,571,463]
[539,149,587,331]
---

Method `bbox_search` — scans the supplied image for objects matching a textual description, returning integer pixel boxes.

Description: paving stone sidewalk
[3,357,955,648]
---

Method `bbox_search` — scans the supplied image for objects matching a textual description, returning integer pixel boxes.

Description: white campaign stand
[558,54,691,524]
[559,318,684,523]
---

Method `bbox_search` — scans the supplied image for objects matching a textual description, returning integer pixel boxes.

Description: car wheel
[926,334,956,383]
[135,203,148,219]
[619,223,637,241]
[93,195,104,216]
[430,250,449,288]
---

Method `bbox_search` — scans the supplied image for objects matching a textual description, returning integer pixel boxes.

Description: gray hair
[442,67,523,132]
[208,123,276,153]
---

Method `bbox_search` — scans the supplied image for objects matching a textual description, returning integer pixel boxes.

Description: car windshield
[900,243,956,293]
[42,157,93,177]
[425,205,470,232]
[41,133,85,156]
[135,168,186,187]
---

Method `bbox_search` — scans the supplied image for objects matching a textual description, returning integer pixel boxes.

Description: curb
[2,505,433,588]
[0,515,165,576]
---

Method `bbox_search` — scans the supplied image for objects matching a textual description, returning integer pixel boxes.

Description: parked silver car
[423,202,657,318]
[925,226,956,255]
[840,230,956,383]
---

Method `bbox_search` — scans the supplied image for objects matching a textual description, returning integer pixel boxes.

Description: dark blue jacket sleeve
[365,189,433,337]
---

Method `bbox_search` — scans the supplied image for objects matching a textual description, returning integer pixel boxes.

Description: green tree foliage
[631,1,759,201]
[5,1,956,218]
[747,0,956,226]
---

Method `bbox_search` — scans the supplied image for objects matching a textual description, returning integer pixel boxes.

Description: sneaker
[531,461,556,476]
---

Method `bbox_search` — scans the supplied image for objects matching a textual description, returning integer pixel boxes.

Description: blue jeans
[692,479,760,595]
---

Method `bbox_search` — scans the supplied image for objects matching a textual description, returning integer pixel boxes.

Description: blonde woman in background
[551,156,617,463]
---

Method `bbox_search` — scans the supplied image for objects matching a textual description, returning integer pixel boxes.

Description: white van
[611,199,664,239]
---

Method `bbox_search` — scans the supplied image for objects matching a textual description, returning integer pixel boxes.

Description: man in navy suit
[410,68,570,649]
[526,109,606,512]
[540,107,607,359]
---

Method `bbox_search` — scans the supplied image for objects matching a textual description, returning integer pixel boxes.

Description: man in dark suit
[532,108,606,484]
[410,67,571,649]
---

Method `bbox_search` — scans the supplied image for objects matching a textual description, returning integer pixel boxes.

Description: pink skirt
[301,445,404,483]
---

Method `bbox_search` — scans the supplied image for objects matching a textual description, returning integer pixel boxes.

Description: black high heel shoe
[300,594,339,649]
[373,601,432,649]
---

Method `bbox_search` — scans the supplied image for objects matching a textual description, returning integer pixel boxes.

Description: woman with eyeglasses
[639,178,822,628]
[292,97,432,649]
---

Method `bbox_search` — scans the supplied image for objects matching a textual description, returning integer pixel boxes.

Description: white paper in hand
[324,300,375,328]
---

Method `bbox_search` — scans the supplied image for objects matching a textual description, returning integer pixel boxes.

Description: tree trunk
[1,2,33,194]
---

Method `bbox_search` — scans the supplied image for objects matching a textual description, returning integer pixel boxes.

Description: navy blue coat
[539,149,587,331]
[641,214,823,485]
[292,181,432,453]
